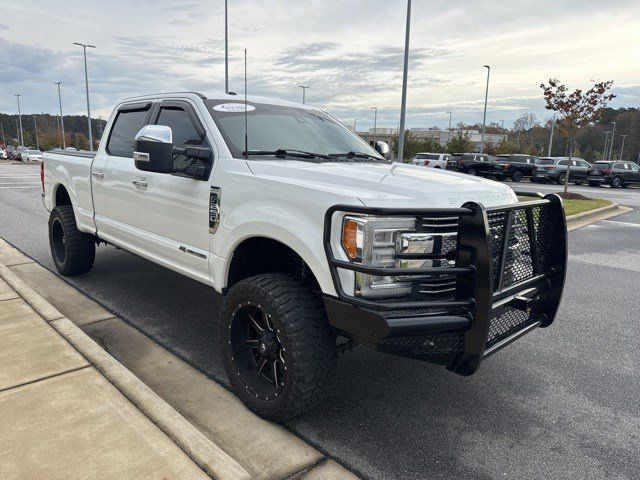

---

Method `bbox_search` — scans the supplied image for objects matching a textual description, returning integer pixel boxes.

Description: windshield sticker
[213,103,256,113]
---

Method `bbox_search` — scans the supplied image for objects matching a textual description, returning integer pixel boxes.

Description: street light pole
[33,116,39,150]
[55,82,66,149]
[603,131,610,161]
[397,0,412,163]
[619,134,627,160]
[480,65,490,154]
[608,121,616,160]
[224,0,229,93]
[446,111,452,142]
[372,107,378,133]
[547,114,556,157]
[15,94,24,146]
[298,85,310,105]
[73,42,96,151]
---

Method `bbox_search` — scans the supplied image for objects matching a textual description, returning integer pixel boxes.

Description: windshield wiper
[328,151,383,161]
[243,149,331,159]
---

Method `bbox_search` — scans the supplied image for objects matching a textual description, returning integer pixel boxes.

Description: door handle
[132,178,148,189]
[91,170,104,179]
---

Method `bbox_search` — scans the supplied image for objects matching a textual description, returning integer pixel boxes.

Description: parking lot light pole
[619,134,627,160]
[608,122,616,160]
[397,0,412,163]
[547,114,556,157]
[372,107,378,133]
[446,111,452,142]
[603,131,610,160]
[480,65,490,154]
[73,42,95,151]
[298,85,310,105]
[33,116,39,150]
[224,0,229,93]
[55,82,66,149]
[15,94,24,146]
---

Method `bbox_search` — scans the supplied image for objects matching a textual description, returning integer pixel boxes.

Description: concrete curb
[565,202,627,231]
[0,263,251,480]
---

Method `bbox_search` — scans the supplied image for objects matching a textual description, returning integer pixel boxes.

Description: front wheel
[556,173,566,185]
[48,205,95,276]
[511,171,523,182]
[468,168,478,176]
[610,176,622,188]
[221,274,337,421]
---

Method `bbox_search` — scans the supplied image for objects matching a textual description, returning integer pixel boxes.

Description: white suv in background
[411,152,450,169]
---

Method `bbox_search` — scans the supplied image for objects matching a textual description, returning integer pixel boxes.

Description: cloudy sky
[0,0,638,131]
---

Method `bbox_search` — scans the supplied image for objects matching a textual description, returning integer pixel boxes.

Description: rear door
[92,102,152,244]
[131,99,213,283]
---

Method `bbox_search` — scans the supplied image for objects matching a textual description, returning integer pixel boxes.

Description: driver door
[131,100,213,283]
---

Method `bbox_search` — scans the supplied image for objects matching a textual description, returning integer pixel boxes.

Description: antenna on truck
[244,48,248,160]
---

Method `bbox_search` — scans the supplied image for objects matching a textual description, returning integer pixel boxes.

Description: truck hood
[246,160,518,208]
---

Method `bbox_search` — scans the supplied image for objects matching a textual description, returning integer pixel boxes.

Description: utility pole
[547,114,556,157]
[603,131,610,161]
[224,0,229,93]
[619,134,627,160]
[298,85,310,105]
[55,82,66,148]
[397,0,412,163]
[480,65,490,154]
[15,94,24,146]
[446,111,452,142]
[608,121,616,160]
[73,42,96,151]
[371,107,378,133]
[33,116,39,150]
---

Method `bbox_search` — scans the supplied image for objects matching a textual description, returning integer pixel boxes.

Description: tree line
[0,113,107,151]
[393,107,638,163]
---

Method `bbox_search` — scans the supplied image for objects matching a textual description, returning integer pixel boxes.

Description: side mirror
[134,125,174,173]
[375,141,391,160]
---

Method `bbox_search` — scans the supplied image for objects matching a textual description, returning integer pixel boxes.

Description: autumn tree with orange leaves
[540,78,615,193]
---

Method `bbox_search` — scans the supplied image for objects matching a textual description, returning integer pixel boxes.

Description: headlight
[340,215,457,299]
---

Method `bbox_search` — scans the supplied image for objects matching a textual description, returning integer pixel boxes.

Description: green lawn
[518,196,612,217]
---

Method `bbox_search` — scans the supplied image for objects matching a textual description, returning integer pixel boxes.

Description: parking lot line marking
[600,220,640,228]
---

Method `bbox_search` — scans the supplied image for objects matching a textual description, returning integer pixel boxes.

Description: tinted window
[107,108,150,157]
[593,162,612,170]
[511,156,525,163]
[156,107,206,171]
[462,154,476,161]
[539,158,555,165]
[558,160,569,166]
[613,163,624,169]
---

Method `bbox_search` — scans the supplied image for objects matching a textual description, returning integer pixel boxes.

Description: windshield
[206,101,385,161]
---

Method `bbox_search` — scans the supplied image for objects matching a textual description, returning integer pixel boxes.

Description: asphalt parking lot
[1,163,639,480]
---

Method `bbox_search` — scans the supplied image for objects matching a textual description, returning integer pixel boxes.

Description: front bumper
[322,193,567,376]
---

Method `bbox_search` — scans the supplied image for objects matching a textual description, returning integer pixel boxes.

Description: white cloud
[0,0,638,129]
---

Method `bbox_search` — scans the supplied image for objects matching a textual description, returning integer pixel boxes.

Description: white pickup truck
[42,92,567,420]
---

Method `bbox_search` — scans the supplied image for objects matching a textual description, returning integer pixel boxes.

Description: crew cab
[587,161,640,188]
[490,154,540,182]
[446,153,498,176]
[42,92,567,421]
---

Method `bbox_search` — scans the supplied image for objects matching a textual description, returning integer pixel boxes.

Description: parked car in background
[22,149,43,162]
[22,150,42,162]
[411,152,450,169]
[446,153,498,176]
[0,148,7,159]
[532,157,590,185]
[490,154,539,182]
[587,161,640,188]
[12,146,27,160]
[64,147,78,151]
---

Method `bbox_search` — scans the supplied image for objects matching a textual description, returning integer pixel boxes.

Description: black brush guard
[322,193,567,376]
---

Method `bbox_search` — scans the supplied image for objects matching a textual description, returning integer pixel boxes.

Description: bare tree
[540,78,615,193]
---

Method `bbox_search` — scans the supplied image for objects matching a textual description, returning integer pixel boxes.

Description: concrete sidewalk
[0,270,246,480]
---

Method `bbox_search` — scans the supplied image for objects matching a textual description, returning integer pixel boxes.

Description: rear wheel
[511,171,523,182]
[48,205,95,276]
[610,176,622,188]
[221,273,337,421]
[556,173,566,185]
[468,168,478,176]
